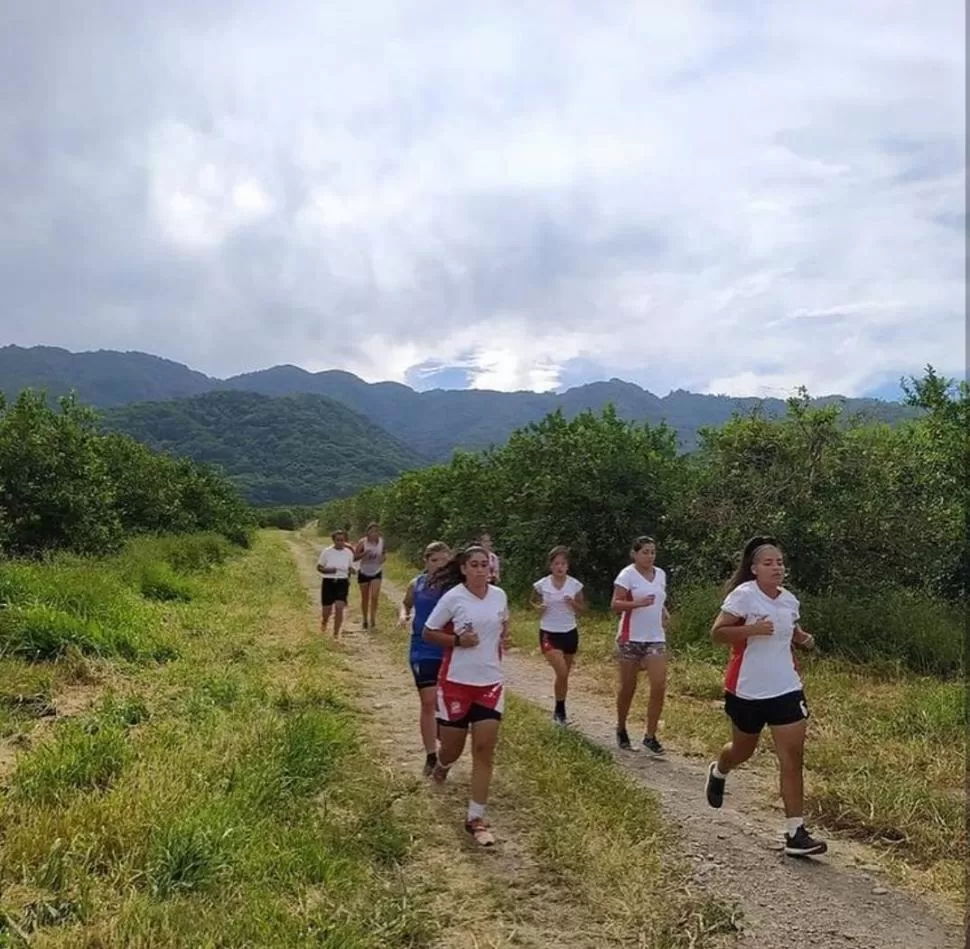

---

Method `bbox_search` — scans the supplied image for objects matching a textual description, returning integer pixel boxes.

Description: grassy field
[1,532,739,948]
[0,534,445,948]
[380,555,965,906]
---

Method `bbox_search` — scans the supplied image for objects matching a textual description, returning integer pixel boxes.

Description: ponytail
[429,545,488,593]
[725,534,779,593]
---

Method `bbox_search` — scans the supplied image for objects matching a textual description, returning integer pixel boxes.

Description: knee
[420,693,436,713]
[471,736,496,761]
[777,747,804,772]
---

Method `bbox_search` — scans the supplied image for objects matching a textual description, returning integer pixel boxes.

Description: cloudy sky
[1,1,964,398]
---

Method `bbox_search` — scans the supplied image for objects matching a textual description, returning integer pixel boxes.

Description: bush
[0,389,254,559]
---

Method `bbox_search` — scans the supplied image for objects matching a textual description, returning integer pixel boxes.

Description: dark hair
[366,522,380,533]
[548,545,570,566]
[331,529,348,541]
[725,534,781,592]
[423,540,450,559]
[429,545,489,592]
[631,535,656,553]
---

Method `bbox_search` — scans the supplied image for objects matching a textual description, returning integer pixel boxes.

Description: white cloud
[0,0,963,397]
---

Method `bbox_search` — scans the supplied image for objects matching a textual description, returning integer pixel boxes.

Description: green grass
[382,553,965,904]
[0,534,443,948]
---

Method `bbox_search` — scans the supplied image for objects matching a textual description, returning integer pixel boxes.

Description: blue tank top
[409,573,444,663]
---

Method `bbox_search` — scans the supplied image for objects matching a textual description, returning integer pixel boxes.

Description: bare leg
[616,659,639,731]
[469,718,500,808]
[369,579,382,629]
[333,602,345,639]
[770,720,808,817]
[418,687,438,754]
[544,649,570,702]
[716,725,761,774]
[359,581,369,626]
[437,723,469,769]
[320,605,332,633]
[643,653,668,737]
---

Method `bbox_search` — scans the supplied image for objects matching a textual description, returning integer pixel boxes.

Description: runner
[316,529,354,640]
[478,532,501,583]
[353,523,386,630]
[422,545,510,847]
[398,541,452,776]
[704,534,827,857]
[611,536,670,755]
[530,545,585,726]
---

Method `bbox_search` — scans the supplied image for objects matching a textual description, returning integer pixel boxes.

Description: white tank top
[359,538,384,576]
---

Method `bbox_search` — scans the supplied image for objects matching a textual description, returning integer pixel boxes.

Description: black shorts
[358,571,383,585]
[410,658,441,690]
[321,578,350,607]
[724,689,809,735]
[437,704,502,728]
[540,628,579,655]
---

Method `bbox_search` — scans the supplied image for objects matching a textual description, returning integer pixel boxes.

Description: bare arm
[711,611,772,645]
[529,588,546,611]
[562,589,587,614]
[792,622,815,649]
[611,584,651,613]
[398,581,416,625]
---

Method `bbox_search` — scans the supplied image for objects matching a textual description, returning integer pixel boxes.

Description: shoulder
[614,564,634,586]
[779,587,800,610]
[721,582,754,614]
[487,586,508,606]
[568,576,583,592]
[532,576,547,591]
[656,566,667,581]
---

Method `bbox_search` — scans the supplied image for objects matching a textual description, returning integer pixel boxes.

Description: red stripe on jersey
[437,620,455,685]
[618,587,633,643]
[724,639,746,693]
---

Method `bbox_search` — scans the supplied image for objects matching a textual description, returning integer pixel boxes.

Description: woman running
[399,541,452,776]
[611,536,670,755]
[316,529,354,640]
[478,532,501,584]
[704,535,826,857]
[353,523,386,630]
[530,545,585,726]
[422,545,509,847]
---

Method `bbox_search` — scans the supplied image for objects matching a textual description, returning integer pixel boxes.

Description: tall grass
[0,534,442,948]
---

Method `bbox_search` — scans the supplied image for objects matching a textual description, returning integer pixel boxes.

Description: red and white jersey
[614,564,667,643]
[720,581,803,700]
[425,584,508,687]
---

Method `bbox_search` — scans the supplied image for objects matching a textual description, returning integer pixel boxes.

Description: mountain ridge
[1,344,914,459]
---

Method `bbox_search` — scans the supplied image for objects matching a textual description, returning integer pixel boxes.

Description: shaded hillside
[4,345,915,460]
[102,391,427,505]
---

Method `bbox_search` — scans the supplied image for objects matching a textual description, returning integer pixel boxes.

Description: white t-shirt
[425,584,509,686]
[533,575,583,633]
[720,581,802,700]
[614,564,667,643]
[358,538,384,576]
[318,545,354,580]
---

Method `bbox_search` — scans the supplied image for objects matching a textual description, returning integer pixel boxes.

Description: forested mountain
[102,391,427,505]
[3,344,914,460]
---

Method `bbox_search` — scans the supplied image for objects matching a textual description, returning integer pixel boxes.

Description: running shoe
[642,735,666,757]
[616,727,633,751]
[552,713,573,728]
[430,761,451,785]
[465,817,495,847]
[362,619,369,630]
[784,825,828,857]
[705,762,725,808]
[422,753,438,777]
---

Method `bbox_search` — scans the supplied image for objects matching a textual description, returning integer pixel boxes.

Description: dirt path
[290,538,621,949]
[291,536,962,949]
[366,566,962,949]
